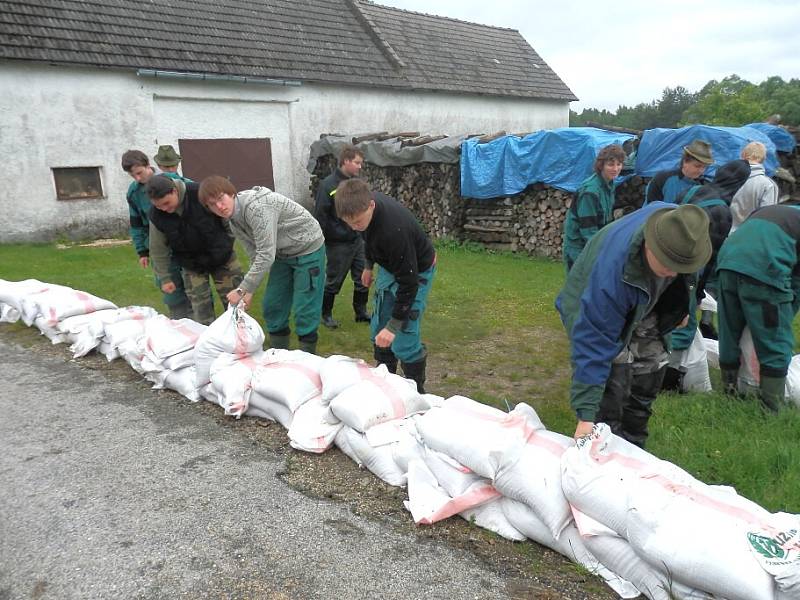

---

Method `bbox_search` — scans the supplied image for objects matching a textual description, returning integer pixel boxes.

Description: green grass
[1,239,798,514]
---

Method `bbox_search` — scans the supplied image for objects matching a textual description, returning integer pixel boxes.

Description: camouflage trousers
[600,313,668,448]
[181,254,244,325]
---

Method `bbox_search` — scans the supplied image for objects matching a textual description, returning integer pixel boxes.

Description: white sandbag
[746,512,800,597]
[329,370,429,433]
[33,315,70,344]
[738,326,760,393]
[96,339,120,361]
[460,495,527,542]
[0,302,20,323]
[703,337,719,370]
[194,305,264,388]
[20,285,117,327]
[117,336,147,374]
[699,291,717,313]
[682,329,712,392]
[502,501,641,599]
[208,351,265,417]
[493,429,573,539]
[143,316,207,360]
[320,355,376,403]
[251,349,324,412]
[246,392,294,429]
[288,395,343,454]
[148,366,201,402]
[415,396,543,480]
[334,422,420,487]
[573,509,708,600]
[626,477,777,600]
[0,278,52,321]
[103,318,149,351]
[403,459,516,535]
[560,423,685,536]
[421,447,482,497]
[64,306,158,357]
[784,355,800,408]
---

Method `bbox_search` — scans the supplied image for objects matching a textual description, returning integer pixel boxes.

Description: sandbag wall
[310,154,647,259]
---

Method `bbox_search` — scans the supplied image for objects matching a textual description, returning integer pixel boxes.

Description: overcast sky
[377,0,800,112]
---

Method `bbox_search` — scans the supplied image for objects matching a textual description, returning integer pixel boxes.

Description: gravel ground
[0,325,617,599]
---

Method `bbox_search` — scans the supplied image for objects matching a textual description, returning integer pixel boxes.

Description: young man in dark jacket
[314,145,370,328]
[556,203,712,446]
[716,203,800,412]
[145,175,243,325]
[334,179,436,393]
[121,149,192,319]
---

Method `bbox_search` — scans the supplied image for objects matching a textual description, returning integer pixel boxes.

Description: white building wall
[0,61,568,242]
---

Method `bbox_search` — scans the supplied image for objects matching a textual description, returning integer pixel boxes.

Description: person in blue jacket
[556,203,711,446]
[644,139,714,205]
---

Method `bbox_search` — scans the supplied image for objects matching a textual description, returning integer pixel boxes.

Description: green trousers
[262,246,325,340]
[717,270,795,377]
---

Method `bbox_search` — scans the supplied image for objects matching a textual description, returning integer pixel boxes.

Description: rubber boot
[168,300,193,320]
[622,366,666,449]
[699,310,718,340]
[321,292,339,329]
[268,332,291,350]
[661,366,686,393]
[298,332,318,355]
[401,356,427,394]
[595,363,632,439]
[758,375,784,414]
[353,289,371,323]
[720,367,739,397]
[373,344,398,374]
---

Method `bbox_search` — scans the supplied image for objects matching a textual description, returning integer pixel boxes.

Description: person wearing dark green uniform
[716,204,800,412]
[662,159,751,390]
[562,144,626,271]
[121,149,192,319]
[644,139,714,205]
[198,176,326,355]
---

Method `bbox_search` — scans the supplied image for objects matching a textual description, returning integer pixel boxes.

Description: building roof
[0,0,576,101]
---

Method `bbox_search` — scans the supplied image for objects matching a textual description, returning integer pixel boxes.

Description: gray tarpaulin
[306,134,467,173]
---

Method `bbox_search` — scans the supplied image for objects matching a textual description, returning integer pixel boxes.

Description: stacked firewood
[309,154,649,260]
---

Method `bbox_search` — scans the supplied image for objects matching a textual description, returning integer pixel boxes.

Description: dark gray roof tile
[0,0,575,100]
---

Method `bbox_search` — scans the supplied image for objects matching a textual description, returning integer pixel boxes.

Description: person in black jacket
[314,145,370,328]
[334,179,436,393]
[146,175,244,324]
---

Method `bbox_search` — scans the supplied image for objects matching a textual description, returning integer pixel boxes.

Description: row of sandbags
[1,278,799,600]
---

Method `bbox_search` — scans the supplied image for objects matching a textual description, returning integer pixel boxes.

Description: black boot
[720,366,739,396]
[321,291,339,329]
[298,332,318,356]
[353,289,371,323]
[661,366,686,393]
[759,375,784,414]
[621,366,666,449]
[373,344,398,374]
[596,363,632,439]
[699,310,718,340]
[401,356,427,394]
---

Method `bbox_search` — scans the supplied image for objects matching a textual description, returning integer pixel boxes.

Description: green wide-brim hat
[644,205,712,274]
[682,139,714,165]
[154,145,181,167]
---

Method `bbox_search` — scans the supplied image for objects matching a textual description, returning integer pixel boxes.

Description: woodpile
[309,151,650,260]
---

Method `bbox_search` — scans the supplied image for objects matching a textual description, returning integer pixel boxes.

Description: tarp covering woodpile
[459,127,636,198]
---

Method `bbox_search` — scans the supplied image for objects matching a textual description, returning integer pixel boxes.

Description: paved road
[0,337,511,599]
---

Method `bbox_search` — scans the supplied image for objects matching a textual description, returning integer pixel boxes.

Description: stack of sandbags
[56,306,158,358]
[19,284,117,331]
[0,279,51,324]
[563,423,798,599]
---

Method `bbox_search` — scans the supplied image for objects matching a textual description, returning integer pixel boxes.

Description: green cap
[153,145,181,167]
[644,205,711,273]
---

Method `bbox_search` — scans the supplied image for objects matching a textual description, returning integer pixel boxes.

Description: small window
[53,167,104,201]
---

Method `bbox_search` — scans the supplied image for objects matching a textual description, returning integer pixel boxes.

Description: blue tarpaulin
[460,127,635,199]
[745,123,797,153]
[635,124,780,179]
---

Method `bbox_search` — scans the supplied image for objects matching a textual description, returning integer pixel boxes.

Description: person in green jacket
[716,203,800,412]
[121,149,192,319]
[562,144,626,271]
